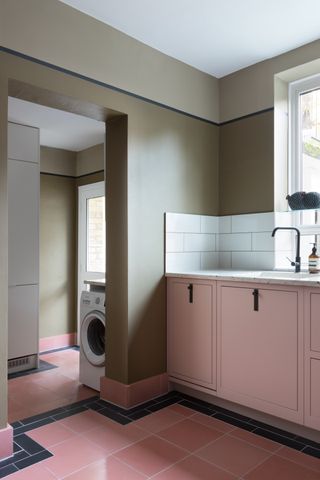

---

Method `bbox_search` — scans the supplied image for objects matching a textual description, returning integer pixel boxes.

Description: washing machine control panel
[81,291,105,308]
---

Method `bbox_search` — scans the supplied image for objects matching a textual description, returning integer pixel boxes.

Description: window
[86,196,106,273]
[289,75,320,231]
[289,74,320,195]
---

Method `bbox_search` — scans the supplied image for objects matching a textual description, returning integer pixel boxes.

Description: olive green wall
[40,173,76,338]
[219,111,274,215]
[40,145,105,341]
[0,0,219,123]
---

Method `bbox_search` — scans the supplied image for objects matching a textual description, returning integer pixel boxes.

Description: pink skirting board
[39,333,77,353]
[100,373,168,409]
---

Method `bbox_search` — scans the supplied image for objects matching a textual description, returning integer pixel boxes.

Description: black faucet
[271,227,301,273]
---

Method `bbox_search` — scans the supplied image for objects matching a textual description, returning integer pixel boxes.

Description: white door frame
[77,181,105,344]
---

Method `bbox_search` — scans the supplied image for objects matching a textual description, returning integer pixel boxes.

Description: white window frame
[289,73,320,232]
[77,181,105,344]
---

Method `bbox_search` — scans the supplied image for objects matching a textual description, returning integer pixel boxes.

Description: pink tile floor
[6,350,320,479]
[8,349,96,423]
[6,406,320,479]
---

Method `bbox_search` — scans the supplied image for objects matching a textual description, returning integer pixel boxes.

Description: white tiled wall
[165,211,320,272]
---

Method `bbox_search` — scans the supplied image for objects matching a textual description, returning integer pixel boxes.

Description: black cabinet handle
[252,289,259,311]
[187,284,193,303]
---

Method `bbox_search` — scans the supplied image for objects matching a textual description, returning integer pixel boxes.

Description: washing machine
[79,291,106,391]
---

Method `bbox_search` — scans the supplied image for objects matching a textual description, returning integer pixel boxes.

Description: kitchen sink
[256,271,318,280]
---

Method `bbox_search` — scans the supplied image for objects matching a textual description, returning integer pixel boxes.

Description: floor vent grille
[8,354,38,374]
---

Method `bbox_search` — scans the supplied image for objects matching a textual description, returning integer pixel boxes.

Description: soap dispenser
[309,243,320,274]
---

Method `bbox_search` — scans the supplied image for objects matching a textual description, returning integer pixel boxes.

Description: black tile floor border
[0,391,318,478]
[7,360,58,380]
[39,345,80,355]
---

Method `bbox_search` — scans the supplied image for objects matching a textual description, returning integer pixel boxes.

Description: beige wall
[0,45,219,394]
[0,0,219,123]
[219,111,274,215]
[39,146,105,341]
[76,144,104,177]
[220,39,320,122]
[40,174,76,338]
[41,146,77,176]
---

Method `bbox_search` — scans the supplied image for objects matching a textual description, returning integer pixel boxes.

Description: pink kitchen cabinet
[217,282,304,424]
[304,290,320,430]
[167,277,216,390]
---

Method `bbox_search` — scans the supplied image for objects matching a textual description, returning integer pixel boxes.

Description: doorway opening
[6,81,113,423]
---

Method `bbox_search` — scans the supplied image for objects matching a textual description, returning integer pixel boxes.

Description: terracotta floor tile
[7,464,57,479]
[82,421,149,454]
[229,427,282,452]
[196,434,271,476]
[158,418,224,452]
[152,455,237,480]
[244,454,320,480]
[135,409,184,433]
[114,435,188,477]
[63,457,148,479]
[276,446,320,473]
[60,410,109,433]
[44,435,107,477]
[191,413,236,433]
[27,421,77,448]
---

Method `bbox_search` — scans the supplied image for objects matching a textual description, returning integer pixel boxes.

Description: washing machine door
[81,310,105,366]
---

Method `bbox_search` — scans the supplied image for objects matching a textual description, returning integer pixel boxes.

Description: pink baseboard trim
[0,425,13,461]
[100,373,168,409]
[39,333,77,353]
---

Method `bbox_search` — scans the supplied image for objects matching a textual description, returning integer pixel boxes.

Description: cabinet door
[8,159,39,286]
[167,278,216,390]
[8,122,39,163]
[219,285,302,422]
[304,291,320,430]
[8,285,39,359]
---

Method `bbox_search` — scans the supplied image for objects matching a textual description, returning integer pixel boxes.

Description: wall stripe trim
[40,169,104,179]
[0,46,219,126]
[220,107,274,126]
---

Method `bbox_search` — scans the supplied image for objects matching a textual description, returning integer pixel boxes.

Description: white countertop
[84,278,106,286]
[166,270,320,287]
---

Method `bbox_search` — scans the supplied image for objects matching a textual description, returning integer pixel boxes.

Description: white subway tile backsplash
[165,211,309,273]
[275,250,295,269]
[184,233,215,252]
[219,216,232,233]
[274,211,294,227]
[166,212,201,233]
[165,233,184,253]
[200,215,219,233]
[219,252,232,269]
[232,252,274,270]
[166,252,200,272]
[201,252,219,269]
[252,232,275,251]
[232,212,274,233]
[218,233,251,252]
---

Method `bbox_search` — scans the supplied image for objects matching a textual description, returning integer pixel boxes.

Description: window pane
[86,196,105,273]
[300,89,320,191]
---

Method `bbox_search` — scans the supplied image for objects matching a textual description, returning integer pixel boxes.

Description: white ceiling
[59,0,320,78]
[8,97,105,151]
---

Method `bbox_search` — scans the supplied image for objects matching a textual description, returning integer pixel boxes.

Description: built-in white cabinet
[8,122,40,163]
[8,285,39,359]
[167,278,216,390]
[7,122,39,363]
[8,159,39,286]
